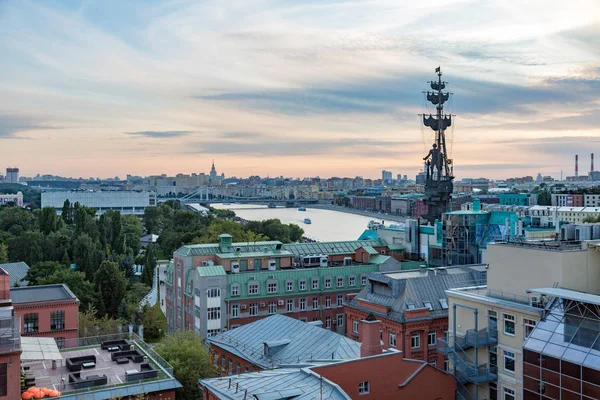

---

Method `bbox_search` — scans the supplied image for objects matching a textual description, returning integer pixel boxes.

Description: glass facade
[522,299,600,400]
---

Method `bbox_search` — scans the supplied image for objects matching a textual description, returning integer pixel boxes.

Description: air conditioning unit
[278,300,284,306]
[268,260,277,271]
[530,296,542,308]
[343,257,352,266]
[240,305,247,310]
[259,303,266,308]
[231,262,240,274]
[320,256,328,268]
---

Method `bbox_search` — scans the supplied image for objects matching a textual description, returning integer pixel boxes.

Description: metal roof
[283,239,385,256]
[176,241,283,257]
[197,265,227,277]
[527,287,600,306]
[0,262,30,287]
[208,315,360,368]
[21,337,62,361]
[216,250,293,259]
[361,246,379,255]
[199,369,350,400]
[10,284,78,304]
[57,379,182,400]
[368,254,391,265]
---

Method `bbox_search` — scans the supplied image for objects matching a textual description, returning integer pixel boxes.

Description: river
[210,204,390,242]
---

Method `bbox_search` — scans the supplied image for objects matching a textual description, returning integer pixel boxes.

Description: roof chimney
[0,268,10,301]
[360,314,382,357]
[592,153,595,173]
[575,154,579,177]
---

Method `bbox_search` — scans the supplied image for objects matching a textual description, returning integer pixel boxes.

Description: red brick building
[11,284,79,348]
[344,265,486,368]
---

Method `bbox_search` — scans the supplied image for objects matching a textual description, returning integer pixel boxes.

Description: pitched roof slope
[208,314,360,368]
[200,369,350,400]
[0,262,30,287]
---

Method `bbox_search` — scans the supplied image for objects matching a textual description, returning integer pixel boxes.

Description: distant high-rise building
[382,170,392,183]
[415,171,427,185]
[397,174,402,182]
[5,168,19,184]
[209,160,217,182]
[535,173,542,183]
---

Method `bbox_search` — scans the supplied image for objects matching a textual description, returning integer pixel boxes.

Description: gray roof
[57,379,182,400]
[0,262,30,287]
[199,369,350,400]
[347,266,487,323]
[10,284,78,304]
[208,315,360,369]
[527,287,600,306]
[283,239,385,256]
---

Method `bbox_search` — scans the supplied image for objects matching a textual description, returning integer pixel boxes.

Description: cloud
[124,130,192,138]
[219,131,263,139]
[0,114,55,139]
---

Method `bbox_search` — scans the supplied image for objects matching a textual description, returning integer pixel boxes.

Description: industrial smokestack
[592,153,595,173]
[575,154,579,177]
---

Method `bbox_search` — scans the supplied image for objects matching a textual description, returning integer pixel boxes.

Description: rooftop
[11,284,78,304]
[208,315,361,369]
[284,239,386,256]
[0,262,30,287]
[490,240,585,252]
[27,334,181,400]
[200,369,350,400]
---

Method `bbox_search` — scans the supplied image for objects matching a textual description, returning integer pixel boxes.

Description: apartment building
[444,239,600,400]
[165,234,405,337]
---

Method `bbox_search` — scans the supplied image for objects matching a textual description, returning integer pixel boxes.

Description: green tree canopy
[8,231,44,265]
[0,243,7,263]
[94,260,127,317]
[72,233,98,278]
[141,244,156,286]
[154,330,217,400]
[36,207,63,235]
[141,304,166,341]
[25,261,67,286]
[38,268,98,311]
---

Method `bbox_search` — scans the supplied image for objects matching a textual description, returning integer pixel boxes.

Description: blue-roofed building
[0,262,30,287]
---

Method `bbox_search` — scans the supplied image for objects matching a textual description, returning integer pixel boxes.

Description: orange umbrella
[32,389,45,399]
[48,390,60,398]
[21,392,34,400]
[41,388,53,395]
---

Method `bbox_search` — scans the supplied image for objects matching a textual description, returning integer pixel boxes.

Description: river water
[210,204,387,242]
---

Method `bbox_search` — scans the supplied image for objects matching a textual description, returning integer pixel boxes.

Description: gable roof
[283,239,385,256]
[199,369,350,400]
[0,262,30,287]
[347,266,487,323]
[208,315,360,368]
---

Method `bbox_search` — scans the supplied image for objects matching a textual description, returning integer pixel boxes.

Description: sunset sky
[1,0,599,180]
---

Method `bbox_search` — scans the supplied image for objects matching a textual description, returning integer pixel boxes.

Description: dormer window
[406,304,415,310]
[439,299,449,309]
[424,302,433,311]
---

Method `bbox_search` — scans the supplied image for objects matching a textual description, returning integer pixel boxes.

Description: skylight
[439,299,449,309]
[424,302,433,311]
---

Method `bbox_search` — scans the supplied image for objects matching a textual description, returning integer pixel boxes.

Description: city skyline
[1,0,599,179]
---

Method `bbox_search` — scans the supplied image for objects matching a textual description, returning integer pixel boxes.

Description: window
[286,299,294,312]
[311,278,319,290]
[390,332,396,347]
[239,260,248,271]
[429,360,436,367]
[207,307,221,320]
[349,276,356,286]
[268,302,277,314]
[428,331,436,346]
[444,358,449,371]
[299,279,307,291]
[236,363,241,374]
[406,304,415,310]
[312,298,319,309]
[231,284,240,296]
[439,299,448,309]
[253,259,262,270]
[249,303,258,316]
[337,276,344,288]
[411,333,420,349]
[50,310,65,331]
[359,381,370,394]
[248,282,259,295]
[286,280,294,292]
[325,297,331,308]
[267,282,278,293]
[299,317,307,322]
[353,320,359,333]
[325,316,332,329]
[336,314,344,327]
[207,288,221,298]
[55,337,65,350]
[299,298,306,311]
[523,318,536,338]
[231,305,239,318]
[207,329,221,337]
[489,383,497,400]
[503,387,515,400]
[325,277,332,289]
[504,350,515,373]
[361,274,368,285]
[221,356,226,370]
[503,313,515,336]
[337,295,344,307]
[0,363,6,396]
[490,346,497,369]
[229,359,233,374]
[24,313,39,333]
[424,302,433,311]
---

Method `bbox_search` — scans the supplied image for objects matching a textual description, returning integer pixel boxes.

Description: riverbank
[306,204,406,223]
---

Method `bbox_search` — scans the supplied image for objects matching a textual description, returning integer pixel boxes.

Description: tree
[0,206,36,232]
[0,243,7,263]
[38,268,98,311]
[141,304,166,341]
[8,231,44,265]
[143,207,163,234]
[61,199,73,224]
[538,190,552,206]
[140,244,156,286]
[74,205,99,240]
[72,233,98,278]
[154,330,217,400]
[79,306,125,337]
[25,261,66,286]
[120,249,135,279]
[94,260,127,317]
[36,207,63,235]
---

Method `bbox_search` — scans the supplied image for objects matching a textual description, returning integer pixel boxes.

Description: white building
[529,205,600,226]
[42,191,156,215]
[0,192,23,207]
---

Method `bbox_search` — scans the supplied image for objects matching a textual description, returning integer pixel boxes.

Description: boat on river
[268,203,276,209]
[304,218,312,224]
[298,207,307,211]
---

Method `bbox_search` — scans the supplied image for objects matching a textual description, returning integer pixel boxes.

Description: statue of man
[424,143,441,176]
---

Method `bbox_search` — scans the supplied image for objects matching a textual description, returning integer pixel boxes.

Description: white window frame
[249,303,258,316]
[325,316,332,329]
[299,298,306,311]
[358,381,370,394]
[325,297,331,308]
[349,276,356,286]
[411,333,420,349]
[248,283,259,295]
[231,284,239,296]
[286,299,294,312]
[439,299,448,309]
[503,387,515,400]
[268,302,277,314]
[389,332,396,347]
[504,350,515,373]
[337,294,344,307]
[424,302,433,310]
[428,331,436,346]
[336,314,344,327]
[336,276,344,288]
[286,280,294,292]
[312,298,319,309]
[444,358,449,371]
[231,304,239,318]
[353,320,359,333]
[311,278,319,290]
[361,275,367,285]
[207,307,221,320]
[503,313,516,336]
[299,279,307,291]
[324,277,332,289]
[523,318,536,339]
[267,282,278,294]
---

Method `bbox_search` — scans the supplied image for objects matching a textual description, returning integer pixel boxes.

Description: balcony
[464,328,497,347]
[437,337,497,386]
[456,365,497,384]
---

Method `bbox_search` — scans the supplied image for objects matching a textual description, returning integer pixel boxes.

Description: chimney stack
[360,314,382,358]
[592,153,595,173]
[575,154,579,177]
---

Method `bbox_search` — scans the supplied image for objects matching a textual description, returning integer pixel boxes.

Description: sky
[1,0,599,180]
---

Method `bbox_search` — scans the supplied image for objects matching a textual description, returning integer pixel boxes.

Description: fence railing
[0,316,20,355]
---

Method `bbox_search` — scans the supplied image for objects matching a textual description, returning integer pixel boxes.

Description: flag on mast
[435,66,440,72]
